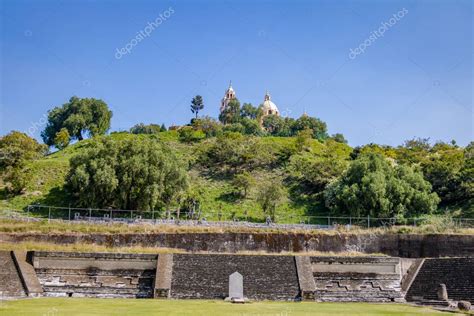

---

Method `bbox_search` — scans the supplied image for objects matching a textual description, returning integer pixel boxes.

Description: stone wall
[1,250,472,302]
[0,251,26,298]
[2,232,473,257]
[310,257,403,302]
[170,254,300,300]
[33,252,158,298]
[406,258,474,302]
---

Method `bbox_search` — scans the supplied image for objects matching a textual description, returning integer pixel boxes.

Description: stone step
[0,251,27,298]
[406,258,474,302]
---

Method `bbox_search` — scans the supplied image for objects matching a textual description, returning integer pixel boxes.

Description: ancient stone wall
[406,258,474,302]
[2,251,472,302]
[2,232,473,257]
[0,251,26,298]
[170,254,300,300]
[310,257,403,302]
[33,252,158,298]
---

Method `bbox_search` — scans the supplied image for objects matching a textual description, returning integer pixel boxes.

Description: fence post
[328,216,330,227]
[349,216,352,226]
[89,208,91,221]
[48,207,51,223]
[367,215,370,228]
[68,205,71,221]
[26,206,30,222]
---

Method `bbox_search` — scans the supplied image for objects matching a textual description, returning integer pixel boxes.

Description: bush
[178,126,205,143]
[66,137,188,210]
[324,153,440,218]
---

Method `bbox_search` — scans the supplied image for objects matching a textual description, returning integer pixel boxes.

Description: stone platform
[1,251,472,303]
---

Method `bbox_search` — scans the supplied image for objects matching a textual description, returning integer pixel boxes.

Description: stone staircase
[406,258,474,302]
[0,251,26,298]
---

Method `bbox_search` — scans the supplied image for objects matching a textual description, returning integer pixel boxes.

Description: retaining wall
[1,232,473,257]
[1,251,473,303]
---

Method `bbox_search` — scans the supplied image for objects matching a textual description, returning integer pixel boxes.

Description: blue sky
[0,0,472,146]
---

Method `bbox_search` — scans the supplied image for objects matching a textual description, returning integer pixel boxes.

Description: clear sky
[0,0,472,146]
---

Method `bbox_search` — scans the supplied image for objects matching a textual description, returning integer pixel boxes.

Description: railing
[3,204,472,230]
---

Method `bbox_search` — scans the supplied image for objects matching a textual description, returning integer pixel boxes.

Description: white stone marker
[228,271,244,302]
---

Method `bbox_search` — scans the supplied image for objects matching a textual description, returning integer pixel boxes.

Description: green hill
[0,132,334,222]
[1,131,472,222]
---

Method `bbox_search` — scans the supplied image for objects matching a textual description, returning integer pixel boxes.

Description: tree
[240,118,263,136]
[240,103,262,120]
[219,99,241,124]
[295,129,313,152]
[324,153,440,218]
[190,95,204,119]
[199,133,279,174]
[421,142,468,204]
[232,171,255,197]
[178,126,205,143]
[0,131,47,170]
[192,116,222,137]
[54,128,70,150]
[0,131,47,194]
[331,133,347,144]
[66,137,188,210]
[262,115,284,135]
[42,96,112,146]
[256,179,286,222]
[291,115,328,141]
[396,137,431,165]
[130,123,162,134]
[288,140,351,193]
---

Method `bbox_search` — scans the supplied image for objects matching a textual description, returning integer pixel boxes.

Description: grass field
[0,299,460,316]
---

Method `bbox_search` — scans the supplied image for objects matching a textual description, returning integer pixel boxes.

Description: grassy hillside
[1,131,471,221]
[0,132,328,221]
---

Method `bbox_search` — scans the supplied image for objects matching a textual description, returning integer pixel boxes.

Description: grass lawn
[0,298,459,316]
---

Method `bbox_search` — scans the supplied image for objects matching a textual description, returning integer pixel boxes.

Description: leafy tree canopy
[0,131,47,169]
[130,123,163,134]
[66,137,188,211]
[219,99,241,124]
[54,128,71,150]
[0,131,47,194]
[42,96,112,146]
[291,115,328,141]
[324,153,440,218]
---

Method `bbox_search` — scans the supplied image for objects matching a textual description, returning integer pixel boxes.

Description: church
[220,82,280,118]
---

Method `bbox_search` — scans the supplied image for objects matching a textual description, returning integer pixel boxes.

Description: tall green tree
[66,137,188,210]
[0,131,47,194]
[42,96,112,146]
[256,178,286,222]
[240,103,262,120]
[54,128,71,150]
[324,153,439,218]
[190,95,204,119]
[0,131,47,169]
[219,99,241,124]
[232,171,255,197]
[291,115,328,141]
[288,139,351,194]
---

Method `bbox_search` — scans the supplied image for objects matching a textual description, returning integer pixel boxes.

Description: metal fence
[13,204,474,230]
